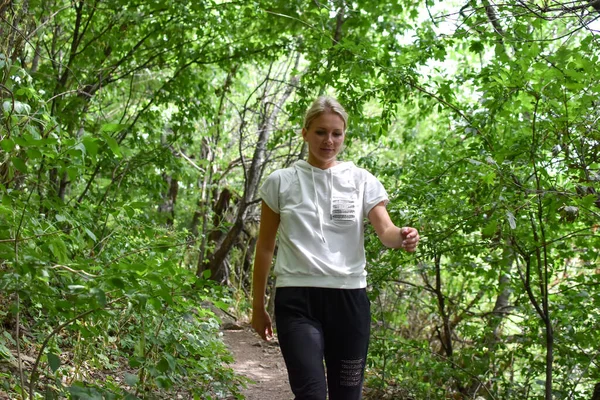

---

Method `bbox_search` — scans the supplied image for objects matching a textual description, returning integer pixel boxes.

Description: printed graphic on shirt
[332,197,357,222]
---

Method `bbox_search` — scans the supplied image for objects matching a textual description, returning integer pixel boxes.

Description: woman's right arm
[251,201,280,341]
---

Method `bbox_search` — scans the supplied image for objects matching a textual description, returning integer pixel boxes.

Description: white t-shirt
[259,160,389,289]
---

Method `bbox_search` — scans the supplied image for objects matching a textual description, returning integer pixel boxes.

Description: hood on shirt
[292,160,356,242]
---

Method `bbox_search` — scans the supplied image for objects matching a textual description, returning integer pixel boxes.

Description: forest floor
[222,325,293,400]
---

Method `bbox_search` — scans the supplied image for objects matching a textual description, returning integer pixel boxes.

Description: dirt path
[222,326,293,400]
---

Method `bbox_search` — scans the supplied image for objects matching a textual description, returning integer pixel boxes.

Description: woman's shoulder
[342,162,379,183]
[262,167,299,191]
[266,166,296,180]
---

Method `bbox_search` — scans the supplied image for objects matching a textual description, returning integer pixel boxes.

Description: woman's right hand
[251,307,273,341]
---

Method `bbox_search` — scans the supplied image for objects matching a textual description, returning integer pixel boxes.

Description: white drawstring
[311,168,326,243]
[329,169,334,220]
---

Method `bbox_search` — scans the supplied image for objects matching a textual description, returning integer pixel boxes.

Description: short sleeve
[258,172,281,214]
[363,172,389,217]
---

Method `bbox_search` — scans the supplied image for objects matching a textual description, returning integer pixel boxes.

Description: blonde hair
[303,96,348,130]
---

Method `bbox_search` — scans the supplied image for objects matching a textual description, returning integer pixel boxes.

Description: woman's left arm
[368,202,420,251]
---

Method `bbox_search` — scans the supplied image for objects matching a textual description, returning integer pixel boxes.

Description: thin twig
[0,225,81,243]
[175,146,205,173]
[105,239,196,265]
[0,84,16,130]
[426,1,439,27]
[15,292,25,400]
[13,178,35,400]
[44,89,91,103]
[49,264,98,278]
[26,4,72,41]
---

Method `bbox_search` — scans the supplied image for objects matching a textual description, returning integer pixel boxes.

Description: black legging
[274,287,371,400]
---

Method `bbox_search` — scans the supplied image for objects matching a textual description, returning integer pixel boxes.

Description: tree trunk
[7,0,30,62]
[591,383,600,400]
[201,59,299,280]
[195,66,239,270]
[434,253,453,358]
[158,174,178,227]
[487,248,515,343]
[199,188,233,282]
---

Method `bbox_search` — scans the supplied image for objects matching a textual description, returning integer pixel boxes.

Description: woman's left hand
[400,227,420,252]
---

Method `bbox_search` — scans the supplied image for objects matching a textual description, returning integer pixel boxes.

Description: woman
[251,96,420,400]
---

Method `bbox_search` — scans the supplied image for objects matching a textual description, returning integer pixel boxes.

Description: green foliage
[2,0,600,399]
[363,4,600,397]
[0,51,245,397]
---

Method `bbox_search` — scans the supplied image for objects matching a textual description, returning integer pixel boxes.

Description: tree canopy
[1,0,599,398]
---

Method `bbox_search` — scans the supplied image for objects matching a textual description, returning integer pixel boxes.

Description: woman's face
[302,112,346,169]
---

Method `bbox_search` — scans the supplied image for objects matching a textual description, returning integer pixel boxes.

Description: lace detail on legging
[340,358,364,387]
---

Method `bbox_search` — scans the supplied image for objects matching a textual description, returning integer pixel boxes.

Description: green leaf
[0,339,15,361]
[83,137,99,160]
[469,41,484,54]
[84,227,97,242]
[482,172,495,185]
[164,353,176,371]
[11,157,28,173]
[48,352,61,372]
[213,300,229,312]
[0,243,15,259]
[482,220,497,238]
[156,357,170,373]
[26,147,42,160]
[124,372,139,386]
[134,336,145,357]
[105,136,122,157]
[148,298,162,311]
[128,356,145,368]
[155,375,173,389]
[67,166,79,182]
[101,123,128,132]
[1,138,15,152]
[69,142,86,157]
[581,194,597,208]
[109,277,126,289]
[158,288,174,305]
[124,206,135,218]
[49,238,68,263]
[90,288,106,306]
